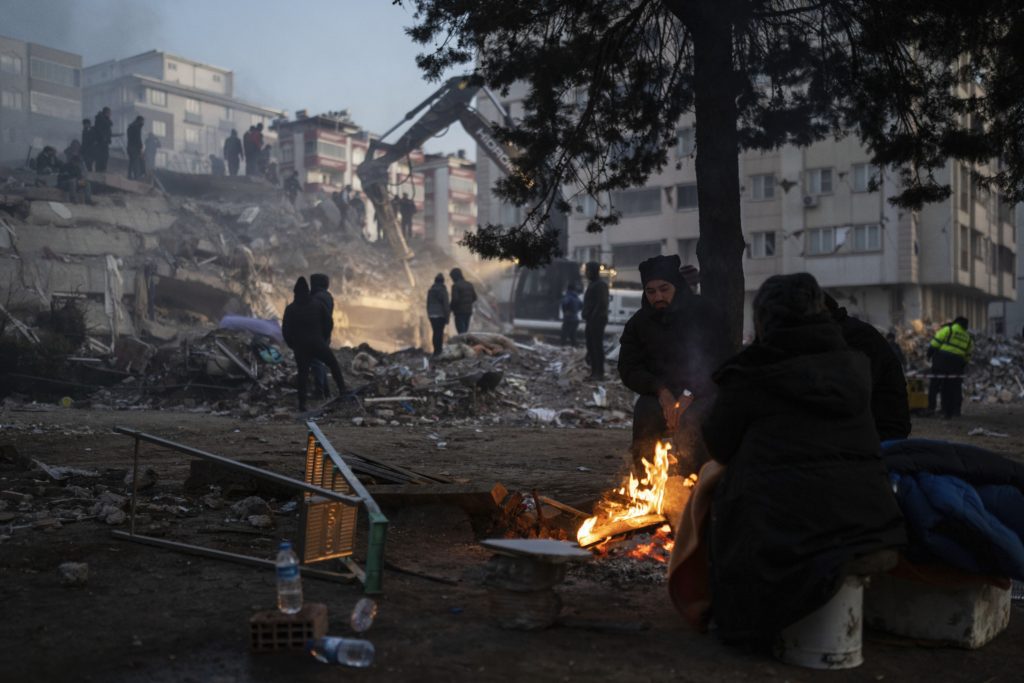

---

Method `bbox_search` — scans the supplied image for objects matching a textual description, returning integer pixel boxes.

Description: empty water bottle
[350,597,379,633]
[308,636,375,667]
[275,540,302,614]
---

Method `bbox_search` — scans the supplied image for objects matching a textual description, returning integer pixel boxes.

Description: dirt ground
[1,401,1022,683]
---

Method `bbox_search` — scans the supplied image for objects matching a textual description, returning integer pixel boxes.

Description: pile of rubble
[895,323,1024,404]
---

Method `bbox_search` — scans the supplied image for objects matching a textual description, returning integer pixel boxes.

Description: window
[28,91,79,121]
[167,61,178,71]
[960,225,970,271]
[149,89,166,106]
[450,176,476,195]
[973,231,985,261]
[212,74,222,83]
[451,200,474,215]
[806,227,835,255]
[750,231,776,258]
[610,188,661,216]
[152,120,166,137]
[750,174,775,200]
[676,183,698,210]
[998,195,1014,225]
[612,242,662,267]
[676,127,695,157]
[677,238,697,265]
[852,224,882,252]
[806,168,833,195]
[312,140,346,159]
[575,195,599,217]
[30,58,78,87]
[0,54,22,75]
[1,90,23,110]
[186,98,201,114]
[279,144,293,163]
[852,163,879,192]
[184,127,200,144]
[959,165,971,211]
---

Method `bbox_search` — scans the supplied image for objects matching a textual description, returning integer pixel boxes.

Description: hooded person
[824,293,910,441]
[308,273,335,399]
[281,276,347,411]
[700,273,905,647]
[449,267,477,334]
[617,254,729,470]
[582,261,609,380]
[426,273,450,356]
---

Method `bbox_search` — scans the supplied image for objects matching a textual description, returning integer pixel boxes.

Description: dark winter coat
[311,288,334,342]
[702,319,906,645]
[282,295,332,350]
[93,113,113,147]
[831,305,911,441]
[582,277,608,323]
[450,270,477,316]
[426,282,450,319]
[561,290,583,322]
[126,120,143,152]
[223,135,243,160]
[618,288,729,399]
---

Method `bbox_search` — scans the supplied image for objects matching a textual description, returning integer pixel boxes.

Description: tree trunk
[689,1,746,350]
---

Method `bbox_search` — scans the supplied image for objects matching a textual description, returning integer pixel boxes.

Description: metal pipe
[113,426,362,506]
[305,421,382,516]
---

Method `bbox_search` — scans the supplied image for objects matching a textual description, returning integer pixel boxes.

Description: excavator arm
[356,76,518,287]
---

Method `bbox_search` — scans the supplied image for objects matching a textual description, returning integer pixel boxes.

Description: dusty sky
[0,0,476,156]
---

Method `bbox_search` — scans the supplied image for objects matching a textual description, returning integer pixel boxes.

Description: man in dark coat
[426,273,450,356]
[582,261,609,380]
[618,254,729,468]
[449,267,477,334]
[282,277,347,412]
[243,126,259,176]
[824,294,911,441]
[92,107,113,172]
[126,116,145,179]
[223,129,244,176]
[702,273,905,647]
[309,273,335,399]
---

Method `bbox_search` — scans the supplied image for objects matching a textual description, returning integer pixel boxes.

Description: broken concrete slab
[14,224,141,258]
[85,172,153,195]
[25,196,176,234]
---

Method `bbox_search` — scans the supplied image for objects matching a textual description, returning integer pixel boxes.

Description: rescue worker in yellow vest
[927,316,973,418]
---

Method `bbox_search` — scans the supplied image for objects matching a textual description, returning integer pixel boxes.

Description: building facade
[0,35,82,164]
[82,51,282,173]
[419,152,477,257]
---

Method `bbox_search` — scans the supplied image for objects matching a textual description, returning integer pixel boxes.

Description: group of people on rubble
[281,272,347,413]
[570,251,990,650]
[426,268,478,356]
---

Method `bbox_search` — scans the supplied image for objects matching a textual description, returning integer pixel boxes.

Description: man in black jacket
[449,268,477,334]
[126,116,145,179]
[618,254,729,467]
[223,129,244,176]
[282,277,347,412]
[92,107,113,172]
[582,261,609,380]
[824,294,911,441]
[309,273,335,399]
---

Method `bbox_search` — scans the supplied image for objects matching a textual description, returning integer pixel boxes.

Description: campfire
[576,440,687,561]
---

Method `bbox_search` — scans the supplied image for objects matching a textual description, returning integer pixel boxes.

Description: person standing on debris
[560,284,583,347]
[282,276,348,412]
[309,273,335,400]
[618,255,728,467]
[57,152,92,205]
[243,126,259,176]
[284,171,302,204]
[350,191,367,238]
[126,115,145,180]
[582,261,609,380]
[426,273,451,357]
[927,316,973,419]
[700,272,905,647]
[144,131,161,176]
[399,193,417,240]
[449,268,477,334]
[223,129,244,176]
[93,107,114,172]
[81,118,96,171]
[824,294,910,441]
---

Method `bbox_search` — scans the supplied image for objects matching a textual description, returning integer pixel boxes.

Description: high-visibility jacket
[930,323,973,360]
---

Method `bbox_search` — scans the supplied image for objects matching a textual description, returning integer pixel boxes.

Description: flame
[626,524,675,563]
[576,440,675,545]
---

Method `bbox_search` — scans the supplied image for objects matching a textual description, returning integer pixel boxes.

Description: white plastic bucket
[773,576,864,670]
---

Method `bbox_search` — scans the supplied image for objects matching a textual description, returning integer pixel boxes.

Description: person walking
[126,116,145,179]
[426,273,450,357]
[223,129,243,176]
[582,261,609,380]
[449,268,477,334]
[560,284,583,347]
[281,277,347,412]
[92,107,113,172]
[927,316,973,418]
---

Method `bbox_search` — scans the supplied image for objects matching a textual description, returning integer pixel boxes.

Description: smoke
[0,0,163,63]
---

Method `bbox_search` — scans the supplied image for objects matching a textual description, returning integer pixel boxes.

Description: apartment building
[82,51,282,173]
[418,152,477,256]
[0,35,82,164]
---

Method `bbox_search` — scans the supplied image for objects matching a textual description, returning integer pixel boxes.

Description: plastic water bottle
[275,540,302,614]
[350,597,379,633]
[308,636,375,667]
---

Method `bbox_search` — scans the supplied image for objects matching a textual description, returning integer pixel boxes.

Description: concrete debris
[247,514,274,529]
[230,496,271,519]
[58,561,89,586]
[124,466,159,490]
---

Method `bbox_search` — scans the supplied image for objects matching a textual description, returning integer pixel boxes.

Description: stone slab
[14,224,139,257]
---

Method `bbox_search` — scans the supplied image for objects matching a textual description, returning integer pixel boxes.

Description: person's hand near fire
[657,386,693,433]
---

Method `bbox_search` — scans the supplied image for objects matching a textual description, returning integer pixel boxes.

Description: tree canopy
[400,0,1024,342]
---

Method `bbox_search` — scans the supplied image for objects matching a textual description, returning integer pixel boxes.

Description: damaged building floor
[1,405,1022,683]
